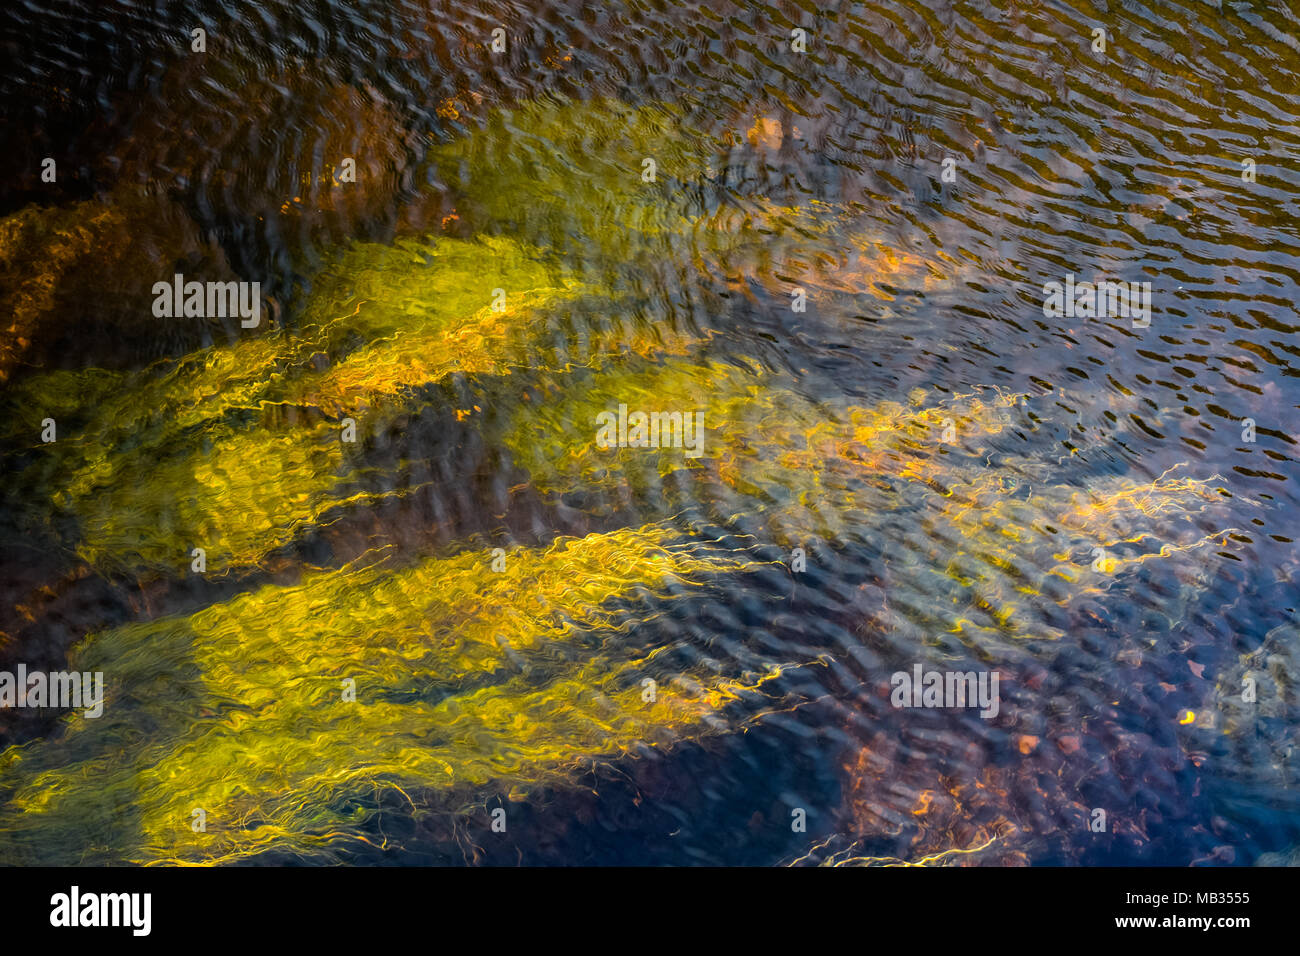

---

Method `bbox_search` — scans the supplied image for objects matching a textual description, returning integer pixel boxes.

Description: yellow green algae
[3,337,347,575]
[496,352,1027,537]
[0,525,789,865]
[887,465,1246,653]
[5,232,698,576]
[279,235,705,415]
[422,97,723,266]
[419,98,957,304]
[0,93,1261,868]
[692,197,973,304]
[496,349,1247,658]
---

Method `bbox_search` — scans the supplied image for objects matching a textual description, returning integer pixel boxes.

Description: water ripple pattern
[0,0,1296,865]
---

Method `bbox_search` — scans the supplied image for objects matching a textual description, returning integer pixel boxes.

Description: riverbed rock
[100,57,415,273]
[0,184,241,379]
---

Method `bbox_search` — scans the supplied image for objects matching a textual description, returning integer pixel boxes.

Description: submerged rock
[102,57,415,271]
[1195,620,1300,799]
[0,184,241,378]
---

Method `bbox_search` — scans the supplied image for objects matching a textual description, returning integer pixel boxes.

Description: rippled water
[0,0,1297,865]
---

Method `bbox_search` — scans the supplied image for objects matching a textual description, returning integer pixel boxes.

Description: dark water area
[0,0,1297,866]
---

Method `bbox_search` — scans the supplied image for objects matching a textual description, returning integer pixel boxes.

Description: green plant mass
[0,524,787,864]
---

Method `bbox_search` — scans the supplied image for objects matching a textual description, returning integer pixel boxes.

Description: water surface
[0,0,1297,866]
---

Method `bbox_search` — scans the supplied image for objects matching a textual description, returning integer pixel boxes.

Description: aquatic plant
[2,86,1278,871]
[496,339,1253,673]
[496,344,1249,657]
[894,466,1244,648]
[0,525,787,864]
[2,331,337,574]
[497,352,1026,540]
[421,96,724,269]
[693,197,973,306]
[280,234,707,414]
[3,232,693,575]
[419,97,967,318]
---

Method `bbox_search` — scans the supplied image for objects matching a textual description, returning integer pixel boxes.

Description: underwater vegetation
[420,97,723,270]
[0,106,935,581]
[0,88,1290,867]
[0,525,791,864]
[2,228,701,577]
[780,460,1261,867]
